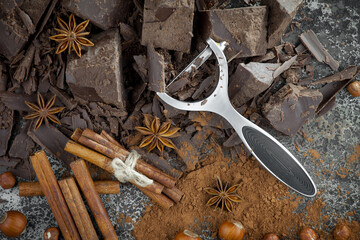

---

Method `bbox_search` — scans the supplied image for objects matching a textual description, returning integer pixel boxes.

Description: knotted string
[111,150,153,187]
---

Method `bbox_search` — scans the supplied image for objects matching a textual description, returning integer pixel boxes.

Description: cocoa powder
[133,143,359,239]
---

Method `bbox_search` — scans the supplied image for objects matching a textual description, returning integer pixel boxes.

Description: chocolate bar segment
[200,6,267,59]
[141,0,195,53]
[262,84,322,136]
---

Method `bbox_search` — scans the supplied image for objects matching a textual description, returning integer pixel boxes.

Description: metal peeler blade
[157,38,317,197]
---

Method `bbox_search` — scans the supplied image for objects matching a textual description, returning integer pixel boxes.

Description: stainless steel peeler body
[157,38,317,197]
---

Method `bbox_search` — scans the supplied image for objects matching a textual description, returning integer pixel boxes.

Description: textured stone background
[0,0,359,239]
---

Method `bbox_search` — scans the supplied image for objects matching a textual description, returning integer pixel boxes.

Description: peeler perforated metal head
[157,38,317,197]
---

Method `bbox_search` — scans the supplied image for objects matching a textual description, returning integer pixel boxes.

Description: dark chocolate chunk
[317,97,336,117]
[133,55,148,82]
[229,62,280,107]
[119,23,138,42]
[0,0,50,59]
[147,44,165,92]
[168,78,189,93]
[141,0,195,53]
[200,6,267,58]
[27,124,77,168]
[190,127,212,149]
[316,79,353,115]
[71,114,87,130]
[0,103,13,156]
[262,0,303,48]
[0,63,8,91]
[8,122,35,159]
[49,86,77,110]
[66,28,126,109]
[262,84,323,136]
[300,30,339,71]
[0,156,21,168]
[311,66,359,85]
[223,132,242,148]
[9,158,36,180]
[188,111,232,130]
[62,0,131,30]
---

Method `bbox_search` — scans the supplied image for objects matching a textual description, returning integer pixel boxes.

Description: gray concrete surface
[0,0,359,239]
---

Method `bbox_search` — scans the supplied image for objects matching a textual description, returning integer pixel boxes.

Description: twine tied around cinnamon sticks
[111,150,153,187]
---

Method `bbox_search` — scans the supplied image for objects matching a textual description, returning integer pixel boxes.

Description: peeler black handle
[241,126,316,196]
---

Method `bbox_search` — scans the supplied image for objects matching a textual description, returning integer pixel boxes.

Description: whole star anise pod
[204,177,241,212]
[49,13,94,57]
[135,114,180,152]
[24,93,65,131]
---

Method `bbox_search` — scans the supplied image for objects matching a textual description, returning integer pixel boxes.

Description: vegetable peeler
[157,38,317,197]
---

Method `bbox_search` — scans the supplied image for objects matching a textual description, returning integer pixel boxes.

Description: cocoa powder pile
[132,142,359,239]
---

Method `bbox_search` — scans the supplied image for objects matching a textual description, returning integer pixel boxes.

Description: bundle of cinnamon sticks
[65,128,184,209]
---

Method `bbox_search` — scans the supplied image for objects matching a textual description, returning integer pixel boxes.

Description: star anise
[24,93,65,131]
[204,177,241,212]
[135,114,180,152]
[49,13,94,57]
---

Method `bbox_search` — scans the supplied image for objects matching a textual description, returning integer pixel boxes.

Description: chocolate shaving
[147,44,165,92]
[300,30,339,71]
[13,44,35,83]
[0,103,13,156]
[316,79,353,115]
[27,124,76,168]
[311,66,359,85]
[8,122,35,159]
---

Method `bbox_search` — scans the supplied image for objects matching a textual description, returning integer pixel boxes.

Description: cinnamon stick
[64,141,174,208]
[30,151,80,240]
[19,181,120,196]
[71,159,118,240]
[65,140,163,194]
[135,184,174,210]
[80,128,176,189]
[100,130,124,149]
[59,177,99,240]
[162,186,184,203]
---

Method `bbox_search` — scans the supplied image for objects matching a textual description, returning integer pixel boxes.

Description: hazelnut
[174,229,201,240]
[0,172,16,189]
[43,227,59,240]
[333,224,350,240]
[347,81,360,97]
[263,233,279,240]
[0,211,27,237]
[299,227,317,240]
[219,220,245,240]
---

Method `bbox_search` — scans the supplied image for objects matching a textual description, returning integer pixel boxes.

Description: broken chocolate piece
[119,23,138,42]
[229,62,280,107]
[0,0,50,59]
[223,132,242,148]
[316,96,336,117]
[189,111,232,129]
[316,79,353,115]
[141,0,195,53]
[62,0,131,30]
[273,55,297,78]
[300,30,339,71]
[66,28,126,109]
[311,66,359,85]
[262,0,303,48]
[49,86,77,110]
[200,6,267,58]
[27,124,77,168]
[133,55,148,82]
[9,158,36,180]
[0,63,7,91]
[262,84,323,136]
[147,44,165,92]
[0,156,21,168]
[0,102,13,156]
[9,122,35,159]
[13,44,35,83]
